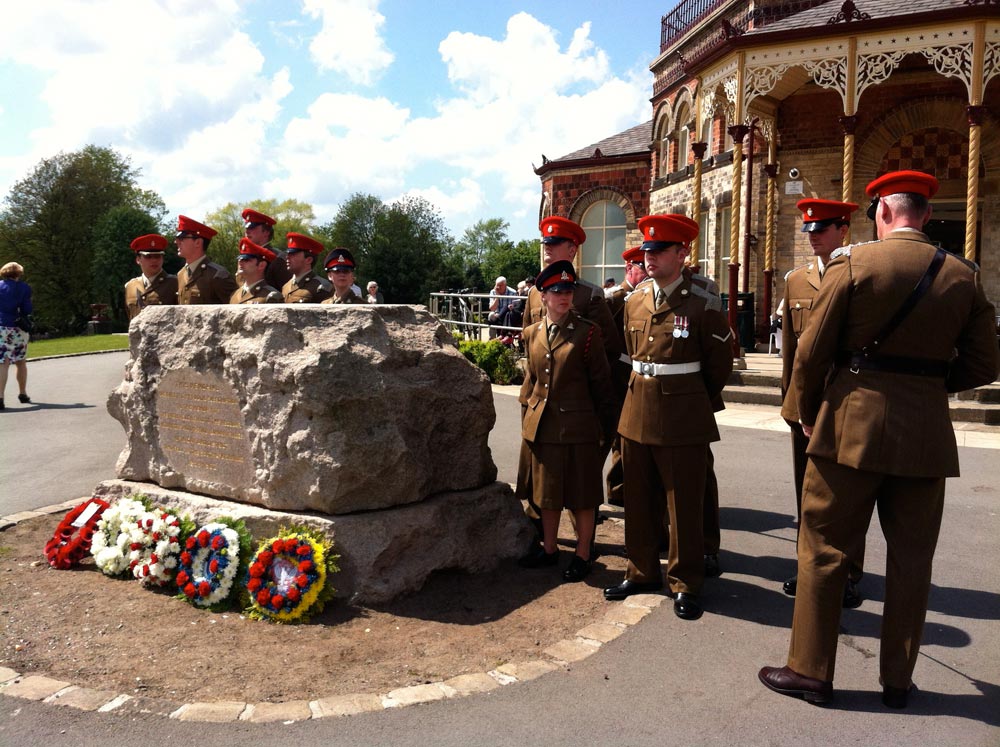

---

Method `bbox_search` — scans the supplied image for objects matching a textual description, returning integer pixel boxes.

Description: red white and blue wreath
[126,509,185,587]
[175,519,251,609]
[44,498,110,570]
[245,528,339,623]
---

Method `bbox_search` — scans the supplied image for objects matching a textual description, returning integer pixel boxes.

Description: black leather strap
[836,352,948,378]
[861,247,947,358]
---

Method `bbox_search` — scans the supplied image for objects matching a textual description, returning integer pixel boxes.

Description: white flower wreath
[127,510,182,587]
[91,497,148,576]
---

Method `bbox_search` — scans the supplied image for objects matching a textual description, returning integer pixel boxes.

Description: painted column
[689,141,709,270]
[727,124,749,357]
[838,115,859,244]
[763,163,778,340]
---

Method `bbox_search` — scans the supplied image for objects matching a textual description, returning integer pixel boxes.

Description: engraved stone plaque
[156,369,254,490]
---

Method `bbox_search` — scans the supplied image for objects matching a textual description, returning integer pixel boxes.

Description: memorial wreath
[245,527,339,623]
[43,498,110,570]
[127,509,188,587]
[176,518,251,610]
[90,496,149,577]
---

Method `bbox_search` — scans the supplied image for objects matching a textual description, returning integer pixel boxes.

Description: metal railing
[428,291,525,339]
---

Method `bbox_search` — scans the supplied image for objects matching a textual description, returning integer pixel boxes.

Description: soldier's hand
[801,423,814,438]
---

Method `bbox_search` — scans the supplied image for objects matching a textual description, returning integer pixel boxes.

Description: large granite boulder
[108,305,498,514]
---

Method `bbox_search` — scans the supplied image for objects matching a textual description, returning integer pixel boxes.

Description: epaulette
[829,246,850,260]
[949,253,979,272]
[317,276,333,291]
[576,315,597,327]
[635,277,654,289]
[207,262,231,278]
[687,281,722,312]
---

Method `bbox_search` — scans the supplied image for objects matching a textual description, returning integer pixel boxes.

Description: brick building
[535,0,999,348]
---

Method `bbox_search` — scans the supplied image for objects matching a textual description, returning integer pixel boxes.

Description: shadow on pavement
[2,402,96,411]
[822,679,1000,726]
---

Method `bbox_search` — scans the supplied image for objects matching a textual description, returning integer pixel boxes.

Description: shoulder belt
[846,247,948,374]
[688,282,721,312]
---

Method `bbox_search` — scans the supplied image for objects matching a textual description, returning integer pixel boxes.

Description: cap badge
[547,225,554,234]
[560,271,570,281]
[807,208,814,217]
[649,226,655,236]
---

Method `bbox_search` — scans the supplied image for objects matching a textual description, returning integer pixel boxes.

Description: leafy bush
[457,339,523,385]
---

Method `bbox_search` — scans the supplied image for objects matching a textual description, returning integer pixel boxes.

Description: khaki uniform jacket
[124,272,178,320]
[794,230,999,477]
[618,276,734,446]
[523,279,624,365]
[282,272,332,303]
[779,261,822,424]
[264,246,293,291]
[177,260,238,305]
[321,291,366,305]
[519,311,617,445]
[229,280,283,304]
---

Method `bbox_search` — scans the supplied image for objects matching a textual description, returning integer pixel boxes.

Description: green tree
[318,192,384,257]
[90,206,161,328]
[203,198,317,273]
[483,237,541,288]
[0,145,165,335]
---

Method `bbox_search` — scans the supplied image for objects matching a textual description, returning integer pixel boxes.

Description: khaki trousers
[790,423,863,583]
[787,456,945,688]
[622,438,706,594]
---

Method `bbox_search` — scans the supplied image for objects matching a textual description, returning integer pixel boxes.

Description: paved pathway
[1,353,997,746]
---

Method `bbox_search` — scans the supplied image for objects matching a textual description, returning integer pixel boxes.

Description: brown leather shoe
[758,665,832,704]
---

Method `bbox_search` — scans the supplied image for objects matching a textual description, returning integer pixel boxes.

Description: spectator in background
[488,275,517,336]
[366,281,384,304]
[0,261,33,410]
[604,277,616,289]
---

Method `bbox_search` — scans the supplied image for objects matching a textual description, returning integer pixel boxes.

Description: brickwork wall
[541,161,650,229]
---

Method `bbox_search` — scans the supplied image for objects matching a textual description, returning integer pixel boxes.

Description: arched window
[675,103,690,170]
[580,201,627,286]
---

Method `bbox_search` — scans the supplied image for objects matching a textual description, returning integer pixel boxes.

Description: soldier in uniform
[759,171,999,707]
[229,238,283,304]
[175,216,238,304]
[603,214,734,621]
[243,208,292,290]
[603,245,648,508]
[519,216,623,552]
[515,260,617,582]
[321,248,366,304]
[282,232,332,303]
[124,234,177,320]
[779,198,863,608]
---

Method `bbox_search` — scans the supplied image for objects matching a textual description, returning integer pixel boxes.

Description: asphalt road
[1,353,998,746]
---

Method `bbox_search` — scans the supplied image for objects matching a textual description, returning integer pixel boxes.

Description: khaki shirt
[779,261,822,425]
[124,271,178,320]
[229,280,283,304]
[321,290,366,305]
[282,271,332,303]
[794,230,999,477]
[177,259,238,304]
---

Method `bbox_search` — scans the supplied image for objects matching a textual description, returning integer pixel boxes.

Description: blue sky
[0,1,670,241]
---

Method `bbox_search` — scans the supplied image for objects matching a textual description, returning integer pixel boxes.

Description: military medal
[681,317,690,338]
[673,316,683,338]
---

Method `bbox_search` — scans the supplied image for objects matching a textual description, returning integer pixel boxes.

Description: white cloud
[396,178,486,229]
[303,0,394,85]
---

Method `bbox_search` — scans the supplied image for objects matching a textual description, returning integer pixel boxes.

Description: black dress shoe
[703,554,721,578]
[518,545,558,568]
[18,393,30,403]
[758,665,833,704]
[673,592,703,620]
[842,579,862,609]
[0,398,4,411]
[782,576,797,596]
[603,579,662,600]
[882,683,913,709]
[562,555,591,582]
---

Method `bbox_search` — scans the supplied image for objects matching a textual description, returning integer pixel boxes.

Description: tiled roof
[550,120,653,163]
[748,0,972,35]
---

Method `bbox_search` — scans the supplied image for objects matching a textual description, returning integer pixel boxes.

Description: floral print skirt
[0,325,29,363]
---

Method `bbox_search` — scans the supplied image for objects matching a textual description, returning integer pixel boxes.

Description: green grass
[26,334,130,359]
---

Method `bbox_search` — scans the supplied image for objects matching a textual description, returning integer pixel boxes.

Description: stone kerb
[108,304,498,515]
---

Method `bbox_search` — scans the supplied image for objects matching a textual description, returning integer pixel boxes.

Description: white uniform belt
[632,360,701,376]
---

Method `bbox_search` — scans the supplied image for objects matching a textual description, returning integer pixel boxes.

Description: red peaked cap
[638,214,699,250]
[242,208,276,228]
[540,216,586,245]
[865,170,939,199]
[536,260,577,292]
[622,246,644,263]
[175,215,218,240]
[796,199,859,233]
[130,234,168,253]
[285,232,325,256]
[324,247,357,271]
[237,237,277,263]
